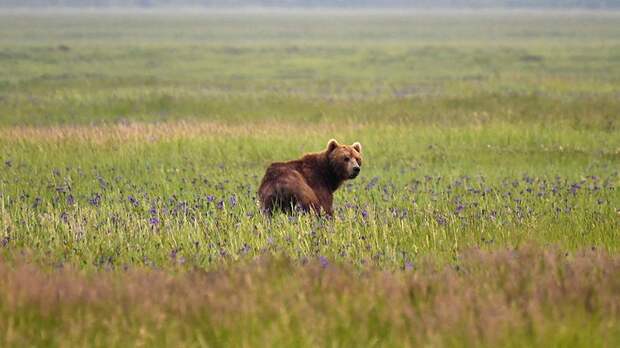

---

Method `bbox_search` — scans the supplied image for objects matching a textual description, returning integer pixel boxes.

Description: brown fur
[258,139,363,216]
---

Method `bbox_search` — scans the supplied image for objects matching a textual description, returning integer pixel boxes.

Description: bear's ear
[352,142,362,154]
[326,139,340,153]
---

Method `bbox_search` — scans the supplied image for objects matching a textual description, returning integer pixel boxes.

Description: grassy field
[0,9,619,347]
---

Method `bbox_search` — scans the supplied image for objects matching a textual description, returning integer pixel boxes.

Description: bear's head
[326,139,363,180]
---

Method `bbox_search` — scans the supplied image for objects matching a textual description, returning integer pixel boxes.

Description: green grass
[1,10,619,127]
[0,9,619,347]
[2,123,619,270]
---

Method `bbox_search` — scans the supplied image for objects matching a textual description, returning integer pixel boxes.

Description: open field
[1,10,619,347]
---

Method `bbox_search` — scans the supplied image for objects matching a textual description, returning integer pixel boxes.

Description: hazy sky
[1,0,619,9]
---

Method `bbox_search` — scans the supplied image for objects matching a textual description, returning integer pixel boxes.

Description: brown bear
[258,139,363,216]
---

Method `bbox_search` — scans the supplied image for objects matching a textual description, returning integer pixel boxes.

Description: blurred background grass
[1,10,619,128]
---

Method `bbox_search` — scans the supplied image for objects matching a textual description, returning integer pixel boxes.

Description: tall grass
[1,246,619,347]
[1,122,618,269]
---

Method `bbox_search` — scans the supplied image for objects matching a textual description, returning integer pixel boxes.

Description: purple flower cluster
[2,160,616,268]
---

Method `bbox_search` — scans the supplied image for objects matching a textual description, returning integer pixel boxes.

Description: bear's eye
[344,157,350,162]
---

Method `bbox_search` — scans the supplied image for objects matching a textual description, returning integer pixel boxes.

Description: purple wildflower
[229,195,238,207]
[239,243,251,255]
[128,195,139,207]
[149,217,160,226]
[60,212,69,224]
[455,204,464,214]
[206,195,215,203]
[318,255,329,268]
[67,194,75,205]
[361,209,369,219]
[89,193,101,207]
[404,261,414,271]
[365,176,379,190]
[435,214,448,226]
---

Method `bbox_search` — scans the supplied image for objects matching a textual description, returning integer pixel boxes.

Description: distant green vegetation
[1,11,619,128]
[0,11,619,347]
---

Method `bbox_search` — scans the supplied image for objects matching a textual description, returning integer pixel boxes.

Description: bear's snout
[349,166,361,179]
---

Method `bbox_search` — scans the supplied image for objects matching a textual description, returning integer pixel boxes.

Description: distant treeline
[1,0,619,8]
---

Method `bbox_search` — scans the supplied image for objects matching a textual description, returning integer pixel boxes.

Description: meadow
[0,9,619,347]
